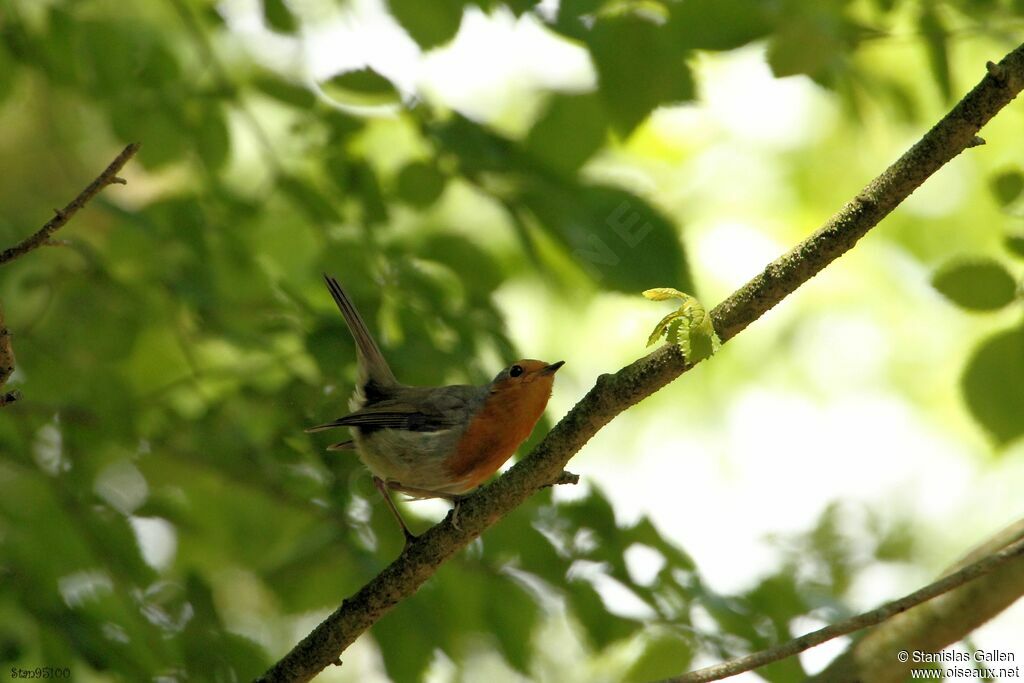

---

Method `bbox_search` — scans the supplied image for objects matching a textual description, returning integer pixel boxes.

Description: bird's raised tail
[322,274,398,388]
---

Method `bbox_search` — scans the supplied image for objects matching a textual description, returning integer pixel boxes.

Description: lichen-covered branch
[258,43,1024,683]
[0,143,140,266]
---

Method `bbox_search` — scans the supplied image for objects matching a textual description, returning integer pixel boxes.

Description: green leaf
[321,68,400,106]
[395,161,446,207]
[80,21,142,95]
[566,580,639,650]
[263,0,298,33]
[278,176,342,223]
[587,11,695,135]
[251,75,317,108]
[264,530,360,612]
[109,96,189,169]
[324,110,365,144]
[525,93,608,177]
[560,486,619,542]
[38,8,81,86]
[1005,232,1024,259]
[430,115,516,174]
[203,5,227,26]
[919,5,952,102]
[323,152,352,194]
[485,580,539,673]
[182,574,269,679]
[418,233,504,296]
[387,0,465,49]
[194,104,231,172]
[84,508,157,586]
[624,633,693,683]
[372,602,438,682]
[990,170,1024,207]
[552,0,605,39]
[643,288,721,362]
[767,16,842,79]
[0,41,17,105]
[351,162,389,225]
[961,326,1024,446]
[121,324,192,395]
[522,183,692,294]
[668,0,775,51]
[931,258,1017,311]
[500,0,540,15]
[135,39,181,87]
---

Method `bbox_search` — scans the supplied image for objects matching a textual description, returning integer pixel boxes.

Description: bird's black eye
[509,364,524,378]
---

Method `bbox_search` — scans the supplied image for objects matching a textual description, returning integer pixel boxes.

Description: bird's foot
[450,495,467,530]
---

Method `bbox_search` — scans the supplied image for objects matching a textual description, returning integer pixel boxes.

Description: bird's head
[489,359,564,418]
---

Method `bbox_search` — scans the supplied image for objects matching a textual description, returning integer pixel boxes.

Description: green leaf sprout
[643,288,721,362]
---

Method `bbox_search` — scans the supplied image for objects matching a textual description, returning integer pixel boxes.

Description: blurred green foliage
[931,171,1024,446]
[0,0,1021,681]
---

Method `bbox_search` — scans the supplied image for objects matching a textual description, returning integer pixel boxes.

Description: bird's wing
[306,385,487,434]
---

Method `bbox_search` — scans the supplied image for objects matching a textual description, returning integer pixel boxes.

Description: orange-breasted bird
[308,275,563,544]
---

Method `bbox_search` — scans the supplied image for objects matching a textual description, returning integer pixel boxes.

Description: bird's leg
[373,476,417,547]
[385,482,468,530]
[449,494,467,530]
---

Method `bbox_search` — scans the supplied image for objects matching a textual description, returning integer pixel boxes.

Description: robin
[308,275,563,545]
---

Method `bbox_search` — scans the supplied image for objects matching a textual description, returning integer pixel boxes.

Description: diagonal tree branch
[258,43,1024,683]
[807,519,1024,683]
[663,525,1024,683]
[0,142,140,266]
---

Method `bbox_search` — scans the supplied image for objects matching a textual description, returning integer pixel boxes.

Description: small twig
[0,144,140,406]
[0,305,14,398]
[659,536,1024,683]
[0,143,140,266]
[987,59,1008,83]
[543,470,580,488]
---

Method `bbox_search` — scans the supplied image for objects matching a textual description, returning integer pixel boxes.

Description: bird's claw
[450,497,464,530]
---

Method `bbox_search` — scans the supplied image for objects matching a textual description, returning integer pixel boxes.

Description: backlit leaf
[962,326,1024,446]
[263,0,298,33]
[395,161,446,207]
[586,11,695,135]
[321,68,400,106]
[387,0,464,49]
[990,170,1024,207]
[932,258,1017,311]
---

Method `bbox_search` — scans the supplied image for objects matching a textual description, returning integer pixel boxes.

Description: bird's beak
[542,360,565,375]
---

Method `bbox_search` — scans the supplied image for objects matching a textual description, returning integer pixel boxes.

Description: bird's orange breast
[445,389,550,491]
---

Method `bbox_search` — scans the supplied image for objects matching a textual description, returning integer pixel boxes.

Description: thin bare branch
[0,143,140,266]
[807,520,1024,683]
[258,43,1024,683]
[662,533,1024,683]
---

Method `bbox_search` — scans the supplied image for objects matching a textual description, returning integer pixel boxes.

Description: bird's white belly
[353,428,469,494]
